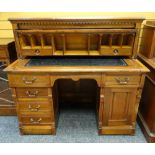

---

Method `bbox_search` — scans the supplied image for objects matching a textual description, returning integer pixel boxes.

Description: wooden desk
[5,17,149,135]
[5,58,149,135]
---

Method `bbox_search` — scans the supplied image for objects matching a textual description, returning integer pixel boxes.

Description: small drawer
[20,125,55,135]
[18,100,51,111]
[21,49,53,56]
[8,74,50,87]
[16,88,49,98]
[19,110,51,116]
[18,100,52,115]
[20,116,52,125]
[100,47,132,56]
[105,75,141,86]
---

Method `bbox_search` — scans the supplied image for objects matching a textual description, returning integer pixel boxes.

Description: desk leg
[98,87,104,134]
[49,87,57,135]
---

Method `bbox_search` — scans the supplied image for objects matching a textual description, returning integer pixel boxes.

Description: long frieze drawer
[20,125,55,135]
[105,75,141,86]
[18,100,52,112]
[20,116,53,125]
[8,75,51,87]
[16,88,49,98]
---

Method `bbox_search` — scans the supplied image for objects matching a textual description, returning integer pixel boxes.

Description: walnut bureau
[4,17,149,135]
[138,21,155,142]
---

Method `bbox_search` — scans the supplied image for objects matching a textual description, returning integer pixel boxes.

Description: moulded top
[9,16,145,30]
[9,16,145,21]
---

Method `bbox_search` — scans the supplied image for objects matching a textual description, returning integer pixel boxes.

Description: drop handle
[113,49,119,55]
[22,77,36,84]
[28,104,41,112]
[30,118,42,124]
[25,90,39,97]
[115,77,129,85]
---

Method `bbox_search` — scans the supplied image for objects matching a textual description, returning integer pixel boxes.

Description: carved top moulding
[9,17,145,29]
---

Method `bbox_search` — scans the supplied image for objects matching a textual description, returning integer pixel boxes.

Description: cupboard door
[103,87,137,126]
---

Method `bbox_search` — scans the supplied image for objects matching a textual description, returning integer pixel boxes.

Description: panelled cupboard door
[103,87,137,127]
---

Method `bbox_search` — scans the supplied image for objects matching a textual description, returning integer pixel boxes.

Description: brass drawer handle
[35,49,40,55]
[28,104,40,112]
[22,77,36,84]
[113,49,119,55]
[115,77,129,85]
[30,118,42,124]
[25,90,39,97]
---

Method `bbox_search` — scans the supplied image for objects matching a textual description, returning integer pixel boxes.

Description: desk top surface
[4,58,149,73]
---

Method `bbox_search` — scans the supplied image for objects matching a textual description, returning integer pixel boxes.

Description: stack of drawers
[8,74,56,135]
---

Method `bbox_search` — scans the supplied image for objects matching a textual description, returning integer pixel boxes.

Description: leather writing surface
[26,57,127,67]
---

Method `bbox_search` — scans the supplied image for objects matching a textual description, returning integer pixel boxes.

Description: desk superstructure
[5,17,149,135]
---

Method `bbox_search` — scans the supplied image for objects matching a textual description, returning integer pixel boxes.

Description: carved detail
[10,18,143,29]
[18,21,135,29]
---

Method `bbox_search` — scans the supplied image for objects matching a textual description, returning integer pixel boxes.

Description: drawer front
[20,125,54,134]
[18,100,51,111]
[21,49,53,56]
[105,75,141,86]
[8,75,50,87]
[19,110,51,116]
[101,47,132,56]
[16,88,49,98]
[0,49,7,58]
[20,116,52,125]
[18,100,52,115]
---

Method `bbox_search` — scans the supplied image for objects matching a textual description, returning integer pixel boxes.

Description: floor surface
[0,107,146,143]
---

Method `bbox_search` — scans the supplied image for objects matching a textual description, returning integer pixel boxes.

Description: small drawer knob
[35,49,40,55]
[113,49,119,55]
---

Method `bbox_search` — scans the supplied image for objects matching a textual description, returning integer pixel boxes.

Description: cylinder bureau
[4,17,149,135]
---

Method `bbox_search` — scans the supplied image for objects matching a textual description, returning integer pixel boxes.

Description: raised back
[9,17,144,58]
